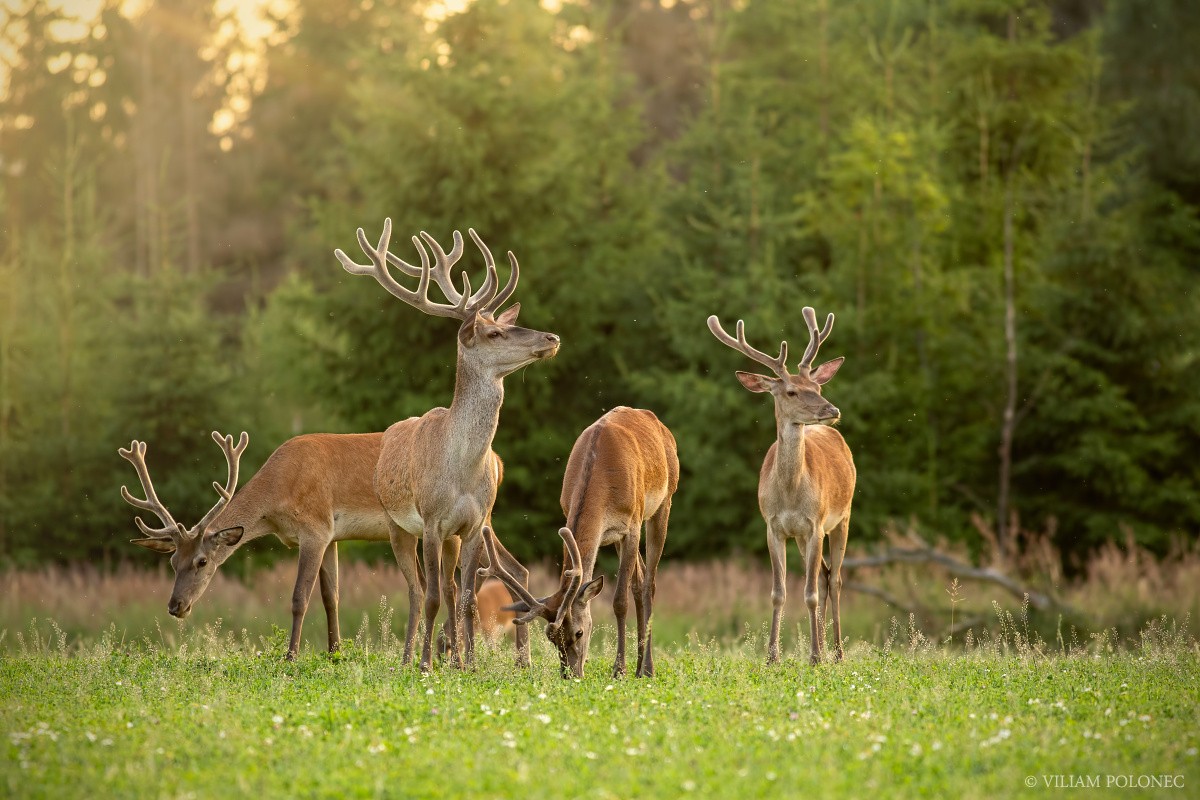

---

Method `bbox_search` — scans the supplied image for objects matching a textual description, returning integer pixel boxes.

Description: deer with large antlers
[480,406,678,678]
[707,308,855,664]
[119,431,429,662]
[335,219,559,672]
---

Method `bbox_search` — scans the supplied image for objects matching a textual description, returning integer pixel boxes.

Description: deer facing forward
[707,308,855,664]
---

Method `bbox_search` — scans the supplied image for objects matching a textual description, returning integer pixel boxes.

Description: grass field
[3,611,1198,799]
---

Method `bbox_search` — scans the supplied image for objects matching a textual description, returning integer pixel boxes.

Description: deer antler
[477,526,549,625]
[797,306,835,371]
[196,431,249,531]
[551,528,585,633]
[118,440,181,540]
[707,315,791,379]
[335,219,518,320]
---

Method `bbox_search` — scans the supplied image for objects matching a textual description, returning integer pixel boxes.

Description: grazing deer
[707,308,855,664]
[118,430,428,662]
[481,406,678,678]
[335,219,559,671]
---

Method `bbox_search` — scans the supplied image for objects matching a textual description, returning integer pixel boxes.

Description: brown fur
[710,311,856,664]
[486,406,679,678]
[121,432,426,661]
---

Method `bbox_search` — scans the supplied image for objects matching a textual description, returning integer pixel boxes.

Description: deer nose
[544,333,560,344]
[168,599,183,617]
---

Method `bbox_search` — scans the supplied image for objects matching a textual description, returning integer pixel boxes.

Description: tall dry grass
[2,534,1197,652]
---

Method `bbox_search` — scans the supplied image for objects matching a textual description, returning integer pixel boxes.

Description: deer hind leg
[287,537,327,661]
[457,531,483,667]
[318,541,340,653]
[612,529,640,679]
[766,527,788,664]
[389,525,424,666]
[419,534,442,673]
[637,499,670,678]
[827,516,849,662]
[800,526,826,665]
[488,530,532,667]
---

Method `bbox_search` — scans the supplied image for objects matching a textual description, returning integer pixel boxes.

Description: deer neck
[772,414,809,490]
[447,355,505,467]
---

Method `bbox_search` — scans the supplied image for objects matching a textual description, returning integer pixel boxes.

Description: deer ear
[131,537,175,554]
[577,575,604,604]
[458,312,483,345]
[210,526,243,546]
[735,371,777,393]
[809,357,844,385]
[494,302,520,325]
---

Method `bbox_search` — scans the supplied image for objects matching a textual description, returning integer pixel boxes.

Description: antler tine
[552,528,585,630]
[797,306,835,370]
[483,250,519,316]
[478,526,543,614]
[417,229,469,305]
[707,315,790,378]
[335,219,466,320]
[117,440,180,539]
[197,430,249,531]
[464,228,500,312]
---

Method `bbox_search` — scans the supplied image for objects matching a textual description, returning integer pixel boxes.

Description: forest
[1,0,1197,568]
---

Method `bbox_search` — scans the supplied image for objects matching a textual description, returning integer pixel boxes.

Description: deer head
[118,431,249,618]
[707,307,844,427]
[335,220,560,377]
[478,526,603,678]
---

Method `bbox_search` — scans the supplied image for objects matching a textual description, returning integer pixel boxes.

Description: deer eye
[196,556,208,568]
[574,630,583,640]
[786,389,797,397]
[487,330,503,339]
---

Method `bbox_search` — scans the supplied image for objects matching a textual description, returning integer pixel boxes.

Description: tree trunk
[996,167,1017,559]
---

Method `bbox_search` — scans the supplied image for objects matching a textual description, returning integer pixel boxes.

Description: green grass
[2,618,1198,799]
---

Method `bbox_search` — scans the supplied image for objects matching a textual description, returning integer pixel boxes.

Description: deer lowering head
[118,431,249,618]
[479,526,603,677]
[707,307,844,426]
[334,219,560,377]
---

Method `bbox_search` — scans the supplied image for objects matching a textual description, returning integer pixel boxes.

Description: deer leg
[488,529,532,667]
[439,537,462,669]
[389,525,424,666]
[318,541,340,653]
[419,534,442,673]
[766,528,788,664]
[802,528,826,665]
[457,532,483,667]
[287,538,326,660]
[612,530,639,679]
[637,499,670,678]
[828,517,849,662]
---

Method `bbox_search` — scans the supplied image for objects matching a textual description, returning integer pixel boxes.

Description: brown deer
[707,308,855,664]
[118,430,428,662]
[480,406,678,678]
[335,219,559,671]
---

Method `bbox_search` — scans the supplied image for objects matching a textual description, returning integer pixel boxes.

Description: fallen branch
[840,546,1054,611]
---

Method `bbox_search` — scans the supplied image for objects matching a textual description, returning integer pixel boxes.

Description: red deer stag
[335,219,559,671]
[707,308,855,664]
[119,431,428,662]
[481,406,678,678]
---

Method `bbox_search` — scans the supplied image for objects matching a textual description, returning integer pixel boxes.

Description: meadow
[3,550,1199,799]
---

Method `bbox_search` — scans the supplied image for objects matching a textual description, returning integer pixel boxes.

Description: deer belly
[387,505,425,538]
[333,509,391,541]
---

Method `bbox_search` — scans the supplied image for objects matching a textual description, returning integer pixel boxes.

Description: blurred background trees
[0,0,1196,566]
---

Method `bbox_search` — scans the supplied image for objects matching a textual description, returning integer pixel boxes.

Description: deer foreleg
[318,541,340,653]
[612,530,639,678]
[287,539,326,660]
[802,530,826,665]
[827,517,849,662]
[419,534,442,673]
[457,532,482,666]
[389,525,424,666]
[766,528,788,664]
[440,536,462,668]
